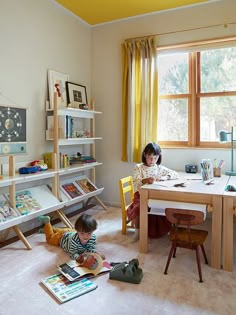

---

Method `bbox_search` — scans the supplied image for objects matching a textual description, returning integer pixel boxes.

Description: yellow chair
[119,176,135,234]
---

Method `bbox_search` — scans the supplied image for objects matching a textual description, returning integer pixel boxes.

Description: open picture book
[41,273,97,303]
[57,252,112,282]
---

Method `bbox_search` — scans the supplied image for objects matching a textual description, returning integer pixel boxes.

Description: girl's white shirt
[133,163,178,192]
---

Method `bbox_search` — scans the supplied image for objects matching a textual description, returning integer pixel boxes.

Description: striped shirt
[60,232,96,260]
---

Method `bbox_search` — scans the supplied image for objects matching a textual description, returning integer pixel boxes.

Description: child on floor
[127,142,178,242]
[38,213,104,263]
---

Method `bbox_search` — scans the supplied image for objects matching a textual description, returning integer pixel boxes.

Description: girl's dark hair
[74,214,98,232]
[142,142,162,165]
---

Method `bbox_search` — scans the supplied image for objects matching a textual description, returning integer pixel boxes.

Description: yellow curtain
[122,36,158,162]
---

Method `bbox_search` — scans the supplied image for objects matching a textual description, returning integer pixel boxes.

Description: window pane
[158,53,189,95]
[200,96,236,141]
[158,99,188,141]
[201,47,236,92]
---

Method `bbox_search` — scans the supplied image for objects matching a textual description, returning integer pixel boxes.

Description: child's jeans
[44,223,75,246]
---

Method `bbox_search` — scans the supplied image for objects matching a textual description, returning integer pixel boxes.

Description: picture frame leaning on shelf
[48,70,69,109]
[66,82,88,109]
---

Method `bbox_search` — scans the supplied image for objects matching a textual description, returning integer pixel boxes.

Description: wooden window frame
[157,39,236,148]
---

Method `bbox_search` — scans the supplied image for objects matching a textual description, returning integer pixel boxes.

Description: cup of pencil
[213,167,221,177]
[213,159,224,177]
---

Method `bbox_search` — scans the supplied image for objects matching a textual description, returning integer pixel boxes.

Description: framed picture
[66,82,88,109]
[48,70,69,109]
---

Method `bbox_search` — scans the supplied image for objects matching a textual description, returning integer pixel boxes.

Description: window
[157,45,236,147]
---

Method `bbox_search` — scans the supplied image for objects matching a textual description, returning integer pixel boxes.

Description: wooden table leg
[211,195,222,269]
[222,197,234,271]
[139,189,148,253]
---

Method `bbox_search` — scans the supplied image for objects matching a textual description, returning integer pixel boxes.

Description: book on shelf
[69,156,96,165]
[0,195,20,223]
[13,189,42,215]
[46,115,67,139]
[57,252,112,282]
[61,182,84,199]
[75,177,98,194]
[41,273,97,303]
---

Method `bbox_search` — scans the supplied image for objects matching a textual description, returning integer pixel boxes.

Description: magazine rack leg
[85,196,108,211]
[94,196,108,210]
[12,226,32,250]
[56,210,74,229]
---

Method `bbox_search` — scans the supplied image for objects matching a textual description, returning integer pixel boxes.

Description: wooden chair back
[164,207,208,282]
[165,208,204,227]
[119,176,134,234]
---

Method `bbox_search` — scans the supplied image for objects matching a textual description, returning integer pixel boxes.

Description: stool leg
[196,246,203,283]
[200,245,208,264]
[164,243,175,275]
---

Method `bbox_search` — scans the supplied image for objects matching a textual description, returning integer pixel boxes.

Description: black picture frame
[66,82,88,109]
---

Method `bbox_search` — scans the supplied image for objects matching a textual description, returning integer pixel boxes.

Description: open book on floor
[41,273,97,303]
[57,252,112,282]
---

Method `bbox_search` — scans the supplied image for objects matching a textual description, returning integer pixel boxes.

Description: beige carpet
[0,206,236,315]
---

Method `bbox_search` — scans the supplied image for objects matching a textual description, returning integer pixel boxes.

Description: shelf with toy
[58,108,102,118]
[13,169,58,185]
[58,162,103,175]
[58,137,102,146]
[46,107,102,118]
[0,154,73,249]
[46,108,102,141]
[48,89,107,212]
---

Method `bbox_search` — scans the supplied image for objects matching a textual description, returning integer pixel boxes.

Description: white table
[139,173,229,270]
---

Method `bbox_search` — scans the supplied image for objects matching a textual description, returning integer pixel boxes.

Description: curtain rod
[125,21,236,41]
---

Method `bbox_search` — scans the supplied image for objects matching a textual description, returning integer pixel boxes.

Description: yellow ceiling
[55,0,215,26]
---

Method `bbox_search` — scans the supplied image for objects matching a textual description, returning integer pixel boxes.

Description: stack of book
[69,155,96,165]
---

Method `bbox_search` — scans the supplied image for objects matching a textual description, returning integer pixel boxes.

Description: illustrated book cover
[41,273,97,303]
[61,182,83,199]
[57,252,112,282]
[75,177,97,194]
[0,195,20,222]
[14,189,42,215]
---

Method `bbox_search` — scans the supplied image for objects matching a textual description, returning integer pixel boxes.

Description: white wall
[0,0,93,235]
[0,0,92,165]
[91,0,236,206]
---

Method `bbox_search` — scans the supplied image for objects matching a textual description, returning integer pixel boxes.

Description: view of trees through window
[157,46,236,147]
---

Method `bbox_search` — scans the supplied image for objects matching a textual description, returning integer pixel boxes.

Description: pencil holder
[201,159,214,182]
[213,167,221,177]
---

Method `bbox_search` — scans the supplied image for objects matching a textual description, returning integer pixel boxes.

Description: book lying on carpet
[41,273,97,303]
[57,252,112,282]
[75,177,97,194]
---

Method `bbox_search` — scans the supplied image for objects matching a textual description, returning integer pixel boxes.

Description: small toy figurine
[83,129,90,137]
[30,160,48,171]
[55,83,61,97]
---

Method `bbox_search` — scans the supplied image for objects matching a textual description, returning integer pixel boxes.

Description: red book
[62,183,83,199]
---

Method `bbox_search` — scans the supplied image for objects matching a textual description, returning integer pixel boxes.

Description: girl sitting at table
[127,142,178,242]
